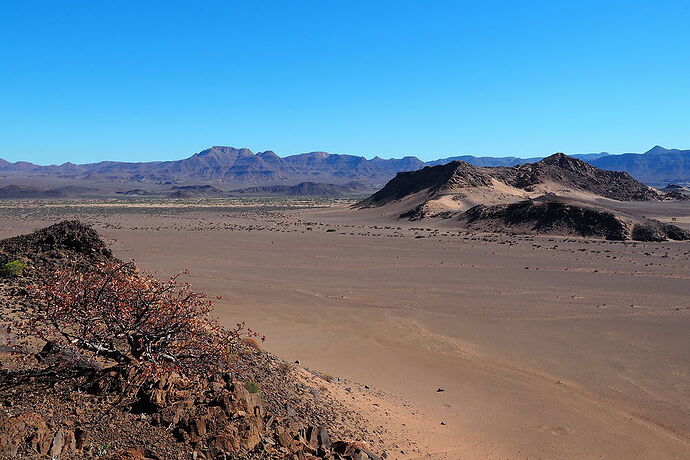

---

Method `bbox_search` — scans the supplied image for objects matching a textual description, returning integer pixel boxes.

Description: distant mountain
[426,152,610,168]
[0,185,99,198]
[426,155,539,167]
[169,185,226,198]
[418,148,690,185]
[0,146,426,186]
[0,145,688,189]
[588,146,690,185]
[229,181,368,197]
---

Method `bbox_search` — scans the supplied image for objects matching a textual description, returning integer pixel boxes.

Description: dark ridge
[505,153,659,200]
[631,222,690,242]
[463,199,690,241]
[463,200,629,240]
[0,220,114,268]
[355,162,462,207]
[0,185,99,198]
[169,184,225,198]
[230,181,366,197]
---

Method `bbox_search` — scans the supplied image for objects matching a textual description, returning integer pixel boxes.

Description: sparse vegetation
[278,361,293,374]
[1,259,27,277]
[242,336,262,351]
[244,380,261,394]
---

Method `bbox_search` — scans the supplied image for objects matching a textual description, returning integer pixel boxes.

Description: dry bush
[278,361,293,374]
[241,337,262,351]
[18,261,262,378]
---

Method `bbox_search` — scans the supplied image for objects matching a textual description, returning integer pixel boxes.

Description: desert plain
[0,198,688,459]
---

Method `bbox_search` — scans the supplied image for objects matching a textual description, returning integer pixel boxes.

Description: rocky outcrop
[463,200,630,240]
[0,360,380,460]
[462,198,690,241]
[0,412,86,458]
[498,153,660,201]
[229,181,367,197]
[169,185,226,198]
[0,220,115,275]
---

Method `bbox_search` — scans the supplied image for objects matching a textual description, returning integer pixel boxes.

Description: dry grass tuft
[242,337,261,351]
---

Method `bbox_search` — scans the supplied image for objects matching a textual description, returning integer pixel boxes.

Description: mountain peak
[644,145,670,155]
[257,150,280,159]
[198,146,253,157]
[538,152,586,168]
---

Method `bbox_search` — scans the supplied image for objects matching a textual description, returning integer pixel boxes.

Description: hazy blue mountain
[0,145,687,186]
[589,146,690,185]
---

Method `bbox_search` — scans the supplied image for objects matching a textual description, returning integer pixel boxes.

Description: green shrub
[1,260,27,277]
[244,380,261,394]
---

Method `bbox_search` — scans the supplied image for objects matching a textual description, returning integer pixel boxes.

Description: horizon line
[0,144,683,167]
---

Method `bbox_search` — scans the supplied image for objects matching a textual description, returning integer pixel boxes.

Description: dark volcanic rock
[230,181,366,197]
[169,185,225,198]
[631,221,690,242]
[0,185,99,198]
[464,200,629,240]
[463,198,690,241]
[0,220,115,271]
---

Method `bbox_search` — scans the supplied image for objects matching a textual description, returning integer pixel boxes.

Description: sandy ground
[0,199,689,459]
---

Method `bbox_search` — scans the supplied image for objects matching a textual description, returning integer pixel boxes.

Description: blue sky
[1,1,689,164]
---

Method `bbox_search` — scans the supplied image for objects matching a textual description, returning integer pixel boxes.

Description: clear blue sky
[1,1,689,164]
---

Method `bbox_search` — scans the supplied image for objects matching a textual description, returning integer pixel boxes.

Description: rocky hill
[0,222,383,459]
[495,153,660,201]
[359,153,660,208]
[357,154,689,241]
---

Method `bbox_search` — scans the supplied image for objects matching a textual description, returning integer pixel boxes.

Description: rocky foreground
[0,221,383,460]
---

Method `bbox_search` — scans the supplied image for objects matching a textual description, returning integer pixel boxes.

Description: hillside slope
[0,222,384,459]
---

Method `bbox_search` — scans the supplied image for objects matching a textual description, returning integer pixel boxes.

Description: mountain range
[0,145,688,190]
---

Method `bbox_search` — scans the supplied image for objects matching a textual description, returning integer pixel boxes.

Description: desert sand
[1,198,688,459]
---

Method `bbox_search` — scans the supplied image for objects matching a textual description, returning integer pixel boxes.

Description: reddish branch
[20,261,262,376]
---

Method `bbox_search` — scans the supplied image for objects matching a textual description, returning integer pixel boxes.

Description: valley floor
[1,198,689,459]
